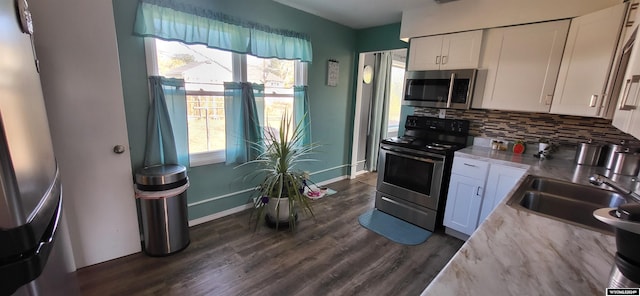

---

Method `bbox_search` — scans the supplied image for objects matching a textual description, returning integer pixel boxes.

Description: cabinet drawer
[451,157,489,178]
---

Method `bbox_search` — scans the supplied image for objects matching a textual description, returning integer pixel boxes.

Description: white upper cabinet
[550,3,627,118]
[408,35,445,70]
[613,2,640,140]
[627,84,640,139]
[473,20,569,112]
[407,30,483,71]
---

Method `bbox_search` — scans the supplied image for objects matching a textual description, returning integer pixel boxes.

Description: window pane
[156,39,233,89]
[246,55,295,133]
[246,55,295,92]
[265,96,293,130]
[388,58,406,137]
[187,95,225,154]
[154,39,231,155]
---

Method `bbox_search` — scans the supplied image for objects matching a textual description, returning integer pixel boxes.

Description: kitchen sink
[507,175,628,235]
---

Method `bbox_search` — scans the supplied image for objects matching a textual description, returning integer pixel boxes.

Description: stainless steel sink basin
[507,175,628,235]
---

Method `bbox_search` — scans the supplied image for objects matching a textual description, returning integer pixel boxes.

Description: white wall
[401,0,622,40]
[30,0,141,268]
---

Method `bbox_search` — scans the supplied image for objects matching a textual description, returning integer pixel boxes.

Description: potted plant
[238,113,317,231]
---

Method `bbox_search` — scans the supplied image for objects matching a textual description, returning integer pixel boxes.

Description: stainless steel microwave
[402,69,478,109]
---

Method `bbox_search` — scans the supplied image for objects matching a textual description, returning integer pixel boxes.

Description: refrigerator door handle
[0,194,62,296]
[34,194,61,255]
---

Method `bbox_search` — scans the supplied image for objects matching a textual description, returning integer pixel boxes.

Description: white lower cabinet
[443,173,487,236]
[478,164,527,223]
[443,156,489,236]
[444,155,528,238]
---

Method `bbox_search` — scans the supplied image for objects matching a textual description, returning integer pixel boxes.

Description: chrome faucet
[589,174,640,202]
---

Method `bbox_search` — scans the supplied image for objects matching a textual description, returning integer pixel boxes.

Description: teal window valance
[134,0,313,63]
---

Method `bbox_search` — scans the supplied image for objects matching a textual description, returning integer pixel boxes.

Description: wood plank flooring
[76,173,463,295]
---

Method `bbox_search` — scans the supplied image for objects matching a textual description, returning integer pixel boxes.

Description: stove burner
[429,143,453,148]
[425,145,447,151]
[423,142,457,151]
[386,137,413,144]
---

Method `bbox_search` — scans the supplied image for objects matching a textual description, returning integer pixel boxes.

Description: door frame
[350,49,407,179]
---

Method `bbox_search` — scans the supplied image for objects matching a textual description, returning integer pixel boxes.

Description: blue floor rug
[358,209,432,246]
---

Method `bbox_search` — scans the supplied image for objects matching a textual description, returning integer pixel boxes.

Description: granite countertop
[421,146,623,295]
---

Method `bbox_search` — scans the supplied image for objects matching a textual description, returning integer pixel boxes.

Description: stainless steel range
[375,115,470,231]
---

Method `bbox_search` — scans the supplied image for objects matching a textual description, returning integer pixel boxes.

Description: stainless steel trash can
[135,164,190,256]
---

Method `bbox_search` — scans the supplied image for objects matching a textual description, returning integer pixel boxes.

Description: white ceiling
[273,0,434,29]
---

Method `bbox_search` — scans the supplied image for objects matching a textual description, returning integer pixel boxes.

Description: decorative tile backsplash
[413,107,640,147]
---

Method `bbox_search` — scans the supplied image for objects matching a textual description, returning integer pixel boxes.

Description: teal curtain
[224,82,264,164]
[366,52,392,172]
[293,85,311,145]
[134,0,313,62]
[144,76,189,167]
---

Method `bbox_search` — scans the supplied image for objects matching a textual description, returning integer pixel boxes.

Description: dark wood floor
[76,173,463,295]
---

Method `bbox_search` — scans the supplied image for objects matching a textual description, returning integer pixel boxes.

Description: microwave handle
[446,72,456,108]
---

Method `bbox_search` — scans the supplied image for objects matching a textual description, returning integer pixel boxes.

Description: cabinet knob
[113,145,126,154]
[435,56,441,64]
[476,187,483,196]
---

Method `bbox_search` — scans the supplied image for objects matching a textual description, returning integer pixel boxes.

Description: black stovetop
[380,116,470,155]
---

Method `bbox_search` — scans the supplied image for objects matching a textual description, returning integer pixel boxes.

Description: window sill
[189,150,225,167]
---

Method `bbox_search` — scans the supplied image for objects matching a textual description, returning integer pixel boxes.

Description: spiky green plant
[237,112,317,231]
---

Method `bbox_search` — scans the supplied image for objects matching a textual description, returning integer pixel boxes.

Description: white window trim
[144,38,160,76]
[190,150,225,167]
[295,61,307,86]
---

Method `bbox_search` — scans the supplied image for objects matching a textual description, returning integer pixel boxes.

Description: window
[387,51,406,138]
[246,55,295,133]
[146,38,302,166]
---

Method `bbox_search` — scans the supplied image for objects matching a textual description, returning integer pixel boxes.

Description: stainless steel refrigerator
[0,0,78,295]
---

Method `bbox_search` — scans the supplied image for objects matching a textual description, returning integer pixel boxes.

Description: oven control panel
[405,116,469,134]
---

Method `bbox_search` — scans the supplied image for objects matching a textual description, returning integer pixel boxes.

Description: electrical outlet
[438,109,446,118]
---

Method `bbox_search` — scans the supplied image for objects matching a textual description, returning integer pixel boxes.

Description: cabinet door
[443,173,485,236]
[407,35,443,71]
[628,95,640,138]
[478,165,527,224]
[613,4,640,138]
[551,3,627,117]
[618,73,640,138]
[440,30,483,70]
[611,65,640,134]
[476,20,569,112]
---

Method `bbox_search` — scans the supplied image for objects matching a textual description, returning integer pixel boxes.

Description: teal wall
[112,0,357,220]
[355,23,408,53]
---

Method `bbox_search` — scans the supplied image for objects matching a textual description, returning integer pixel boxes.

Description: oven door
[376,144,445,209]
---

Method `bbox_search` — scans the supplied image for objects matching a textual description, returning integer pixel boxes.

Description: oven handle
[381,147,444,164]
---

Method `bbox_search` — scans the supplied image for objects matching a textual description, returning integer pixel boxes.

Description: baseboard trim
[314,175,348,186]
[189,203,253,227]
[444,227,470,241]
[187,174,349,226]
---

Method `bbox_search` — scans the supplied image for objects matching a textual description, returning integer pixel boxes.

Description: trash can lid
[135,164,187,186]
